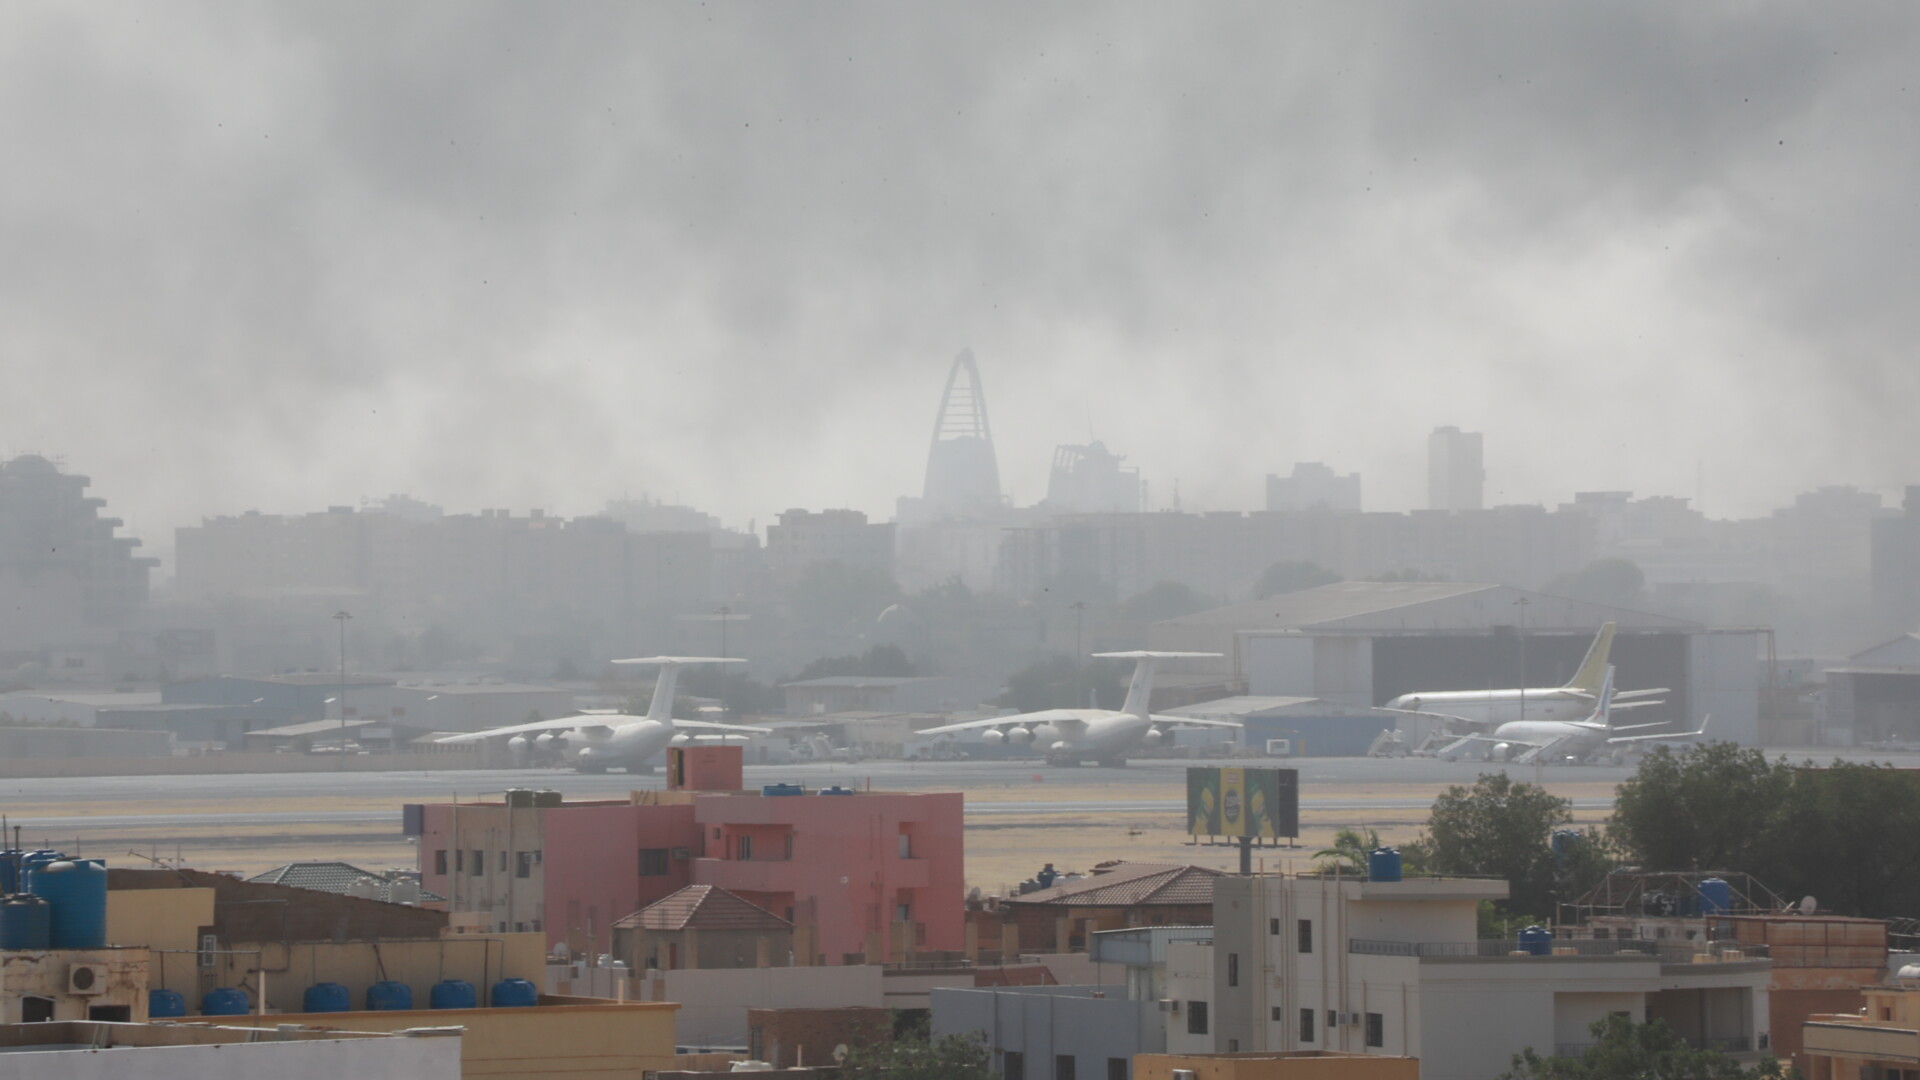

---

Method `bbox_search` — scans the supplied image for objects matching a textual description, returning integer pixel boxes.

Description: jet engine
[575,746,600,764]
[508,735,530,752]
[535,732,564,750]
[1492,742,1513,762]
[1033,723,1061,743]
[1007,726,1034,745]
[1142,727,1165,746]
[669,732,691,745]
[981,729,1006,746]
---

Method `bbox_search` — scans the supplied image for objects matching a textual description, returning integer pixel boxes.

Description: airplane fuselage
[1481,719,1607,761]
[1387,688,1595,727]
[513,718,674,771]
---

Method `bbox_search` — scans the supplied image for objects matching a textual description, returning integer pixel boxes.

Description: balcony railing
[1350,938,1767,963]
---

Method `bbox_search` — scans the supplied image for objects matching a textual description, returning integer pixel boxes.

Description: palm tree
[1313,828,1383,874]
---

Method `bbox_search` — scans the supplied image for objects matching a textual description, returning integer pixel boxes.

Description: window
[639,849,670,876]
[1327,1010,1337,1035]
[897,902,912,923]
[1226,1040,1239,1053]
[1227,953,1239,987]
[738,835,754,860]
[1297,919,1313,954]
[899,832,912,858]
[1269,918,1280,935]
[516,851,536,878]
[1188,1001,1209,1035]
[87,1004,132,1022]
[1271,1006,1283,1022]
[1005,1051,1025,1080]
[454,849,464,872]
[1299,1008,1315,1043]
[1107,1058,1128,1080]
[434,849,448,875]
[22,997,53,1023]
[1055,1055,1075,1080]
[470,849,484,876]
[1366,1013,1384,1048]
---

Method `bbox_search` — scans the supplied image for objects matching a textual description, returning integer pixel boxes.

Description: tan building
[614,885,794,971]
[1803,985,1920,1079]
[990,863,1222,953]
[1136,1051,1418,1080]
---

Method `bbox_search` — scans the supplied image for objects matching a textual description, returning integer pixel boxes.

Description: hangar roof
[1157,581,1698,635]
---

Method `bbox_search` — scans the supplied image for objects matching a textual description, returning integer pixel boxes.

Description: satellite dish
[833,1045,850,1064]
[1800,896,1818,915]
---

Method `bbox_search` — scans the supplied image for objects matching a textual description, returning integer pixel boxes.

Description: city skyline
[4,6,1919,550]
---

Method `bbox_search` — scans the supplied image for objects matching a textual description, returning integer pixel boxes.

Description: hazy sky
[5,3,1918,560]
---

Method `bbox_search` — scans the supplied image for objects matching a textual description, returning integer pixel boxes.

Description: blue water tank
[1699,877,1732,916]
[819,786,856,796]
[1518,925,1553,956]
[430,979,478,1009]
[202,987,251,1016]
[490,977,539,1007]
[761,783,805,797]
[148,988,187,1018]
[1551,829,1582,860]
[366,980,414,1011]
[1,894,51,950]
[302,982,352,1013]
[0,851,21,895]
[1367,848,1403,882]
[18,852,63,892]
[30,859,108,949]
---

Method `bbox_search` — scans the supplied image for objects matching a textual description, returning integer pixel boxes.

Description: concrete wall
[106,886,214,951]
[649,964,884,1048]
[1134,1052,1417,1080]
[747,1005,891,1068]
[172,934,547,1015]
[0,948,150,1024]
[0,1024,460,1080]
[932,985,1157,1080]
[219,1001,678,1079]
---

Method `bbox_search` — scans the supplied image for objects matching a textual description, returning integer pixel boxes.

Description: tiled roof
[246,861,444,904]
[614,885,792,932]
[1007,862,1223,907]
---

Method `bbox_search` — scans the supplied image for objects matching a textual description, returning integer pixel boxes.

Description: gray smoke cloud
[3,2,1916,564]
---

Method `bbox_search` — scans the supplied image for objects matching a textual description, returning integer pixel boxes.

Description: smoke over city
[4,3,1919,548]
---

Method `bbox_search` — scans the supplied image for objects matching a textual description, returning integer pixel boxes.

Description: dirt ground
[28,777,1617,893]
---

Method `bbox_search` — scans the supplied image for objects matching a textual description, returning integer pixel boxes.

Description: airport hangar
[1149,580,1761,746]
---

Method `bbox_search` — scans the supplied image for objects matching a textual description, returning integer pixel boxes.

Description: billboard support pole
[1239,835,1252,875]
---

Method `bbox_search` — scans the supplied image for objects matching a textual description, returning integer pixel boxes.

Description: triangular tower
[920,349,1003,519]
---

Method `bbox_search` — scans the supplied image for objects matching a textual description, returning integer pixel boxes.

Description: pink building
[412,786,963,966]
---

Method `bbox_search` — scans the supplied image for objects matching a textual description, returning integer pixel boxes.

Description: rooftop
[615,885,791,932]
[1008,863,1223,907]
[247,861,444,904]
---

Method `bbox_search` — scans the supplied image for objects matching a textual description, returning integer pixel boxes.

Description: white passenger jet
[1433,667,1710,765]
[437,657,769,773]
[917,651,1241,766]
[1385,623,1668,728]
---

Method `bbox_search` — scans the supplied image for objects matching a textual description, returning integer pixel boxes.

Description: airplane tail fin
[1092,651,1221,719]
[1593,665,1617,728]
[1564,623,1617,693]
[610,656,745,724]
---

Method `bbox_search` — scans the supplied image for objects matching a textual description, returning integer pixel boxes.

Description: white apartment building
[1163,874,1772,1080]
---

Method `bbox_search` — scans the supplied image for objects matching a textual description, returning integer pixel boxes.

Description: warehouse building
[1150,581,1761,744]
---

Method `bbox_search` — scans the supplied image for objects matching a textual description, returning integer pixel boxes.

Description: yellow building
[1135,1052,1419,1080]
[1803,986,1920,1079]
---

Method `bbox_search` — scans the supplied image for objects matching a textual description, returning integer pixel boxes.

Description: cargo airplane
[437,657,768,772]
[918,651,1241,766]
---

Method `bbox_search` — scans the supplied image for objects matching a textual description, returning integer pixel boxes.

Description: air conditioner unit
[68,963,109,995]
[1157,999,1180,1013]
[1336,1012,1362,1027]
[1171,1070,1198,1080]
[671,847,691,860]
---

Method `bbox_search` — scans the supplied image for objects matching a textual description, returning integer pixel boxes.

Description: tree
[1609,743,1792,875]
[794,644,917,681]
[1118,581,1213,623]
[1253,560,1341,599]
[1543,558,1647,609]
[1313,827,1384,874]
[1753,760,1920,918]
[841,1033,991,1080]
[1415,773,1575,918]
[1499,1014,1791,1080]
[999,654,1126,712]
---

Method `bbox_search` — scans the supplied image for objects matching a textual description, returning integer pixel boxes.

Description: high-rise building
[0,454,156,653]
[1045,442,1143,514]
[1266,462,1361,512]
[904,349,1003,525]
[1426,427,1484,512]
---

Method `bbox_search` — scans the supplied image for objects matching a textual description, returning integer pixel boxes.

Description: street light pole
[1072,601,1087,707]
[333,611,352,768]
[1512,597,1530,723]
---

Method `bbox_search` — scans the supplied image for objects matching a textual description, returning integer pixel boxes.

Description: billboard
[1187,766,1298,838]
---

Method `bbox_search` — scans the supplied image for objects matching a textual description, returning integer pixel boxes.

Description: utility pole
[1512,597,1530,723]
[1072,601,1087,707]
[333,611,352,769]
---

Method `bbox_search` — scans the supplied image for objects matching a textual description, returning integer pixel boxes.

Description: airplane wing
[1565,687,1670,702]
[1434,731,1550,757]
[1378,706,1496,731]
[435,714,632,744]
[917,710,1085,736]
[1149,713,1245,730]
[672,718,773,735]
[1604,715,1712,745]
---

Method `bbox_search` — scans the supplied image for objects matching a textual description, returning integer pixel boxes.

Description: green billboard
[1187,766,1298,838]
